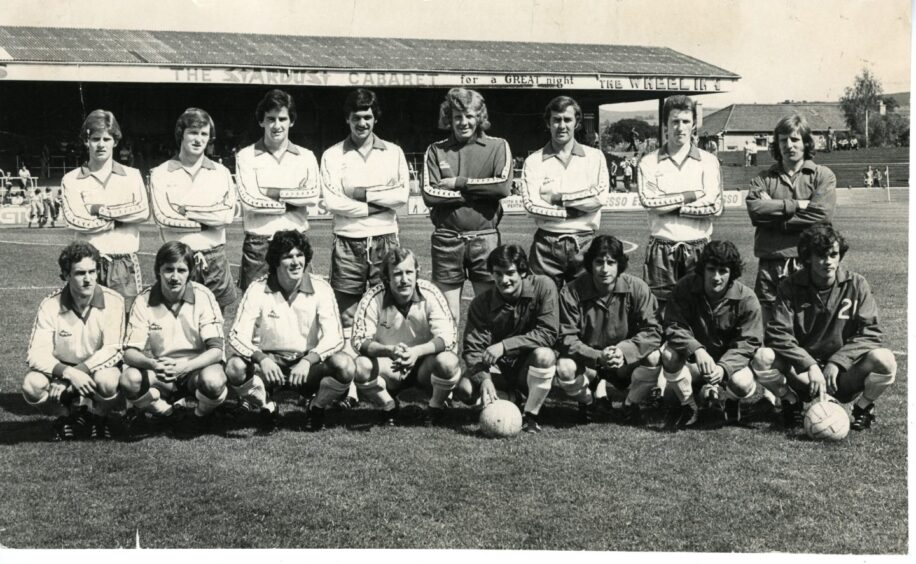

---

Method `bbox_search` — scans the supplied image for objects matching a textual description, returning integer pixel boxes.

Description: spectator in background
[622,158,633,192]
[706,137,718,156]
[825,127,835,152]
[850,136,859,150]
[19,163,31,191]
[874,167,884,188]
[864,166,874,188]
[744,140,752,167]
[627,127,642,152]
[607,157,619,192]
[748,140,759,166]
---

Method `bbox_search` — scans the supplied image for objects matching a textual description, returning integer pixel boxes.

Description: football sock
[663,366,693,405]
[90,391,120,416]
[754,368,798,404]
[346,381,359,403]
[626,366,660,405]
[723,381,756,401]
[356,376,396,410]
[231,375,268,410]
[429,366,461,408]
[524,365,555,416]
[312,376,351,410]
[558,372,593,405]
[857,371,896,407]
[133,388,173,416]
[594,378,608,400]
[194,387,227,417]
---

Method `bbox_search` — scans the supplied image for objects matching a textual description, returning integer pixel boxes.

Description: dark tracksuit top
[766,266,882,372]
[558,272,661,369]
[462,274,558,383]
[664,274,763,379]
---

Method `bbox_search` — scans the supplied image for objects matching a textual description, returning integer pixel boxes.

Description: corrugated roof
[699,103,848,135]
[0,26,739,78]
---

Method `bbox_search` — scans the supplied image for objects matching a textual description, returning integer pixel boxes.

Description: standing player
[556,236,662,424]
[422,87,513,322]
[23,242,124,440]
[745,114,836,324]
[350,247,460,426]
[637,95,723,314]
[226,230,355,432]
[60,109,149,310]
[662,241,763,428]
[27,187,44,228]
[320,89,410,331]
[521,96,609,288]
[455,244,559,433]
[150,108,238,311]
[752,224,896,430]
[120,241,228,436]
[235,89,320,290]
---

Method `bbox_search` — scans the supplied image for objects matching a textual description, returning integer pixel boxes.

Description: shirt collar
[445,132,488,149]
[148,282,196,308]
[658,143,702,162]
[253,139,301,156]
[59,285,106,314]
[489,276,537,311]
[343,134,388,153]
[541,141,587,161]
[382,285,425,309]
[77,161,127,179]
[264,272,315,295]
[166,156,217,172]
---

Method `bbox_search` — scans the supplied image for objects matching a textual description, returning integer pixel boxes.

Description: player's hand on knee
[64,367,96,396]
[260,357,284,386]
[48,382,67,402]
[480,379,498,406]
[694,348,716,375]
[289,359,311,388]
[397,346,420,371]
[823,363,840,395]
[807,365,827,402]
[704,365,724,386]
[171,358,192,379]
[483,343,505,366]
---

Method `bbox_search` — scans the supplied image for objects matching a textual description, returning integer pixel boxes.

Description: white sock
[558,372,593,404]
[357,376,396,410]
[626,366,660,405]
[195,387,227,417]
[524,365,555,415]
[857,371,896,407]
[430,368,460,408]
[312,376,351,409]
[90,391,120,416]
[133,388,173,416]
[754,368,798,404]
[231,375,267,410]
[663,367,693,405]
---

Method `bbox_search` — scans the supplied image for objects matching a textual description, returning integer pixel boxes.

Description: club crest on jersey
[149,322,163,332]
[439,162,451,169]
[58,329,72,338]
[268,310,281,319]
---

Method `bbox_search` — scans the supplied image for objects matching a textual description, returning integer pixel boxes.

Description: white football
[804,401,851,441]
[479,400,523,438]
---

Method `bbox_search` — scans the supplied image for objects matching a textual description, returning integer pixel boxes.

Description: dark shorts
[99,252,141,311]
[643,237,706,304]
[191,245,237,310]
[241,352,331,394]
[755,257,803,304]
[330,232,398,295]
[528,229,594,288]
[430,228,499,285]
[239,232,271,291]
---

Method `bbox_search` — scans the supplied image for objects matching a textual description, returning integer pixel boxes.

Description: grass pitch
[0,191,907,551]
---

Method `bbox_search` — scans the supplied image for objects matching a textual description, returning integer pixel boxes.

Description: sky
[0,0,911,111]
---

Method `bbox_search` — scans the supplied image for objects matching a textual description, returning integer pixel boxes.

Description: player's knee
[198,365,228,397]
[555,358,578,382]
[224,357,248,383]
[354,356,374,384]
[21,371,48,402]
[641,349,661,368]
[727,368,755,397]
[119,367,144,396]
[93,367,121,397]
[326,352,356,384]
[660,347,685,373]
[529,347,556,369]
[751,347,775,372]
[868,348,897,375]
[433,351,461,378]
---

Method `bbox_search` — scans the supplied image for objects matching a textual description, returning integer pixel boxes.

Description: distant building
[697,103,848,152]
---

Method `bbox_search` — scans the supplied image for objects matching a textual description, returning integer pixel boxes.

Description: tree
[839,68,907,147]
[601,118,655,149]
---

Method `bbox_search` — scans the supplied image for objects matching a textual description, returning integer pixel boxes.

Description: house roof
[0,26,740,78]
[699,103,848,135]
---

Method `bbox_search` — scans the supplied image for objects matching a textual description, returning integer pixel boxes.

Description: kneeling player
[662,240,763,428]
[556,235,661,424]
[456,244,559,433]
[753,224,896,430]
[226,230,354,432]
[351,247,460,426]
[120,241,228,436]
[23,241,124,440]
